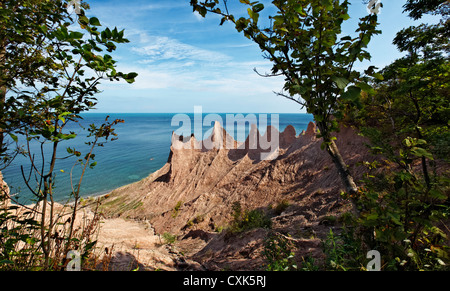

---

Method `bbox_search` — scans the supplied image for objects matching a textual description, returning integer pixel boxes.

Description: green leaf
[57,112,70,123]
[70,31,84,40]
[340,13,350,20]
[220,16,227,26]
[253,3,264,13]
[9,133,18,142]
[89,17,101,26]
[429,189,447,200]
[61,133,77,140]
[415,139,427,145]
[320,141,331,150]
[373,72,384,80]
[411,147,434,160]
[356,82,374,94]
[127,72,138,78]
[247,8,259,23]
[320,0,333,11]
[341,86,361,101]
[404,137,412,147]
[124,72,138,83]
[41,129,52,139]
[38,24,48,34]
[85,240,97,252]
[292,85,307,95]
[366,212,379,221]
[78,16,89,26]
[292,3,302,14]
[331,76,349,89]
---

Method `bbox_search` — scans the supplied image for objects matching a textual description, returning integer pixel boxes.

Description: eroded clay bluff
[98,121,374,236]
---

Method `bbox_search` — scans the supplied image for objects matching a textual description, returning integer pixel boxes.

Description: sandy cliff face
[0,172,10,209]
[100,121,372,235]
[96,121,377,270]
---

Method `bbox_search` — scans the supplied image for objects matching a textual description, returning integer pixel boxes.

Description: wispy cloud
[141,2,188,11]
[103,26,284,93]
[131,35,231,64]
[89,0,295,112]
[103,59,283,97]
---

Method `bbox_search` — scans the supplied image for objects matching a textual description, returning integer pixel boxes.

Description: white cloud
[132,35,231,64]
[140,1,188,11]
[103,30,284,93]
[102,64,284,98]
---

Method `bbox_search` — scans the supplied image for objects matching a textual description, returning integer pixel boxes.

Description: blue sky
[84,0,440,113]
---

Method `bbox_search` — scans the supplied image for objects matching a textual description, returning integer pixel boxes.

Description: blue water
[2,113,313,204]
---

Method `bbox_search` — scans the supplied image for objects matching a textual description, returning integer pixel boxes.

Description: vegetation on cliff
[0,0,136,270]
[190,0,449,270]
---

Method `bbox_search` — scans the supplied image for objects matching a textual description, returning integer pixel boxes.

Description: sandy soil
[94,217,180,270]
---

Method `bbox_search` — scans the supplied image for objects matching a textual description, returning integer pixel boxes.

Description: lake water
[2,113,314,204]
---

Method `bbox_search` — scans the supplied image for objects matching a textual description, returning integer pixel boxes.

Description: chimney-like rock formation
[100,121,373,237]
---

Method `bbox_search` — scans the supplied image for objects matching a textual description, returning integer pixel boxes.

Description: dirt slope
[97,121,374,270]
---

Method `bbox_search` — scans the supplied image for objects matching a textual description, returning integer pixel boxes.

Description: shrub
[262,232,297,271]
[0,195,102,271]
[162,232,177,245]
[346,167,450,271]
[274,200,290,216]
[321,228,365,271]
[172,201,183,218]
[228,202,272,234]
[0,203,41,270]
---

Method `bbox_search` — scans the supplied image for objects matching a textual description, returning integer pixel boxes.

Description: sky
[81,0,441,113]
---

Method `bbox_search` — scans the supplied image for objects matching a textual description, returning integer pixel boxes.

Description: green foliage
[0,202,41,270]
[322,228,365,271]
[0,0,136,270]
[228,202,272,233]
[0,192,102,271]
[262,232,297,271]
[346,163,450,271]
[0,0,137,168]
[299,256,321,271]
[338,0,450,271]
[402,0,449,20]
[185,214,205,228]
[172,201,183,218]
[162,232,177,245]
[190,2,448,271]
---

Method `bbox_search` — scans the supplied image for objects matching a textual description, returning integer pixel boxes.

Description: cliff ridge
[97,121,373,270]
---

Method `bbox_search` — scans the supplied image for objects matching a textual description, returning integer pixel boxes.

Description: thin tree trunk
[0,41,7,209]
[316,122,358,194]
[0,85,5,154]
[326,139,358,195]
[40,190,50,268]
[316,122,359,214]
[0,43,6,156]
